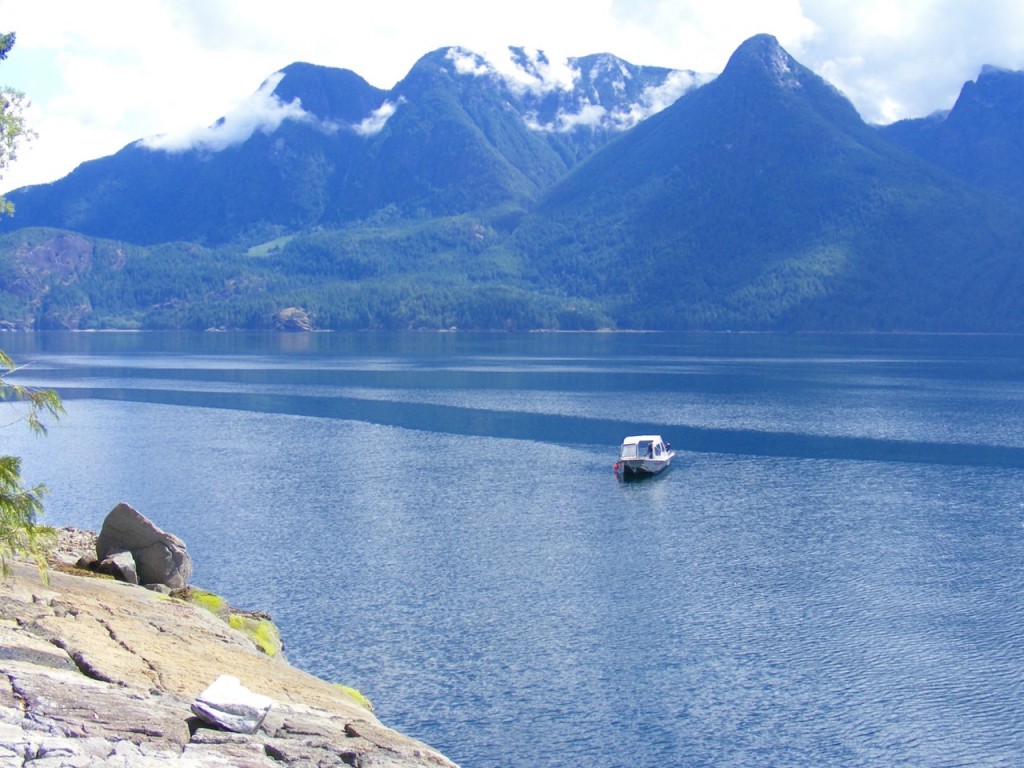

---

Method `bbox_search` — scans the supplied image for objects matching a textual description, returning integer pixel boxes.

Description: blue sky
[2,0,1023,194]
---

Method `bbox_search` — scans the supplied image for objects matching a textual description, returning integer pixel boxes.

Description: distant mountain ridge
[516,34,1024,330]
[880,64,1024,201]
[1,35,1023,332]
[1,46,701,245]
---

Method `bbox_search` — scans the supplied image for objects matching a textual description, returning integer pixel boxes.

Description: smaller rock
[345,722,364,738]
[191,675,273,735]
[95,551,139,584]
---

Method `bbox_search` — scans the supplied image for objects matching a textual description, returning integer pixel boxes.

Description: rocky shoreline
[0,527,458,767]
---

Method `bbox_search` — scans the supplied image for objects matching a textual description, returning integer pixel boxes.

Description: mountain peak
[974,64,1024,81]
[273,62,386,123]
[950,63,1024,122]
[733,33,785,56]
[722,34,805,88]
[693,33,864,132]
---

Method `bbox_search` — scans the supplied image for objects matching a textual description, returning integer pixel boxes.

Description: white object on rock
[190,675,273,734]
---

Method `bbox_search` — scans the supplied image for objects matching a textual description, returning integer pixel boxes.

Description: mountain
[4,64,390,244]
[333,48,691,223]
[515,34,1024,330]
[1,35,1023,332]
[880,65,1024,201]
[1,49,696,246]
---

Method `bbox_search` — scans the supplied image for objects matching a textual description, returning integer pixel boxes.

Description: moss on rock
[229,612,283,658]
[336,684,375,713]
[173,587,283,657]
[177,587,231,621]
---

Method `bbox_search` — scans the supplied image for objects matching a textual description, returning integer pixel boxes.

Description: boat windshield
[619,439,656,460]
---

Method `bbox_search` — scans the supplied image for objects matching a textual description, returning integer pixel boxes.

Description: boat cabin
[618,435,670,461]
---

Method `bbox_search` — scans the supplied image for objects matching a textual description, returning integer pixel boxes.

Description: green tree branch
[0,32,62,579]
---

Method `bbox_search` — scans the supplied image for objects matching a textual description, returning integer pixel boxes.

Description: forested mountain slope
[1,36,1022,332]
[515,35,1024,330]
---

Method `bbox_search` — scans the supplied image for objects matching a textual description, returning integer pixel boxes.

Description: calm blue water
[4,332,1024,767]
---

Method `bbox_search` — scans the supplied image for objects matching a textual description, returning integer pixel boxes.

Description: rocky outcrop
[95,503,192,589]
[273,307,313,332]
[0,537,458,766]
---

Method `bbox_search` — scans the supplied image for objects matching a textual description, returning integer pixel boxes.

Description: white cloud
[448,45,712,134]
[447,48,493,79]
[445,47,579,96]
[141,73,313,152]
[793,0,1024,123]
[526,103,607,133]
[503,48,580,95]
[633,71,715,118]
[608,0,818,72]
[528,70,713,134]
[352,100,402,137]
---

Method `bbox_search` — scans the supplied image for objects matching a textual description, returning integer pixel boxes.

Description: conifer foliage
[0,34,62,578]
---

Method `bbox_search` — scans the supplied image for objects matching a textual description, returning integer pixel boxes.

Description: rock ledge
[0,533,458,767]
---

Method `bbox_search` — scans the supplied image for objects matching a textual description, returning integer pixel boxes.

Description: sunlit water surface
[4,332,1024,767]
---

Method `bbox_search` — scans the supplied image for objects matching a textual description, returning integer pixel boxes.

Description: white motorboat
[614,435,675,477]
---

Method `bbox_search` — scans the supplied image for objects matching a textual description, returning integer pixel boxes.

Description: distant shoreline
[3,327,1024,337]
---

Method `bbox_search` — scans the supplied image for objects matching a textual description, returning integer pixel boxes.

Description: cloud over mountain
[352,99,403,137]
[445,46,578,95]
[141,72,321,153]
[528,69,712,132]
[444,45,709,134]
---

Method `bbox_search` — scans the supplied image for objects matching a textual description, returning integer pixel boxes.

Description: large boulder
[96,502,192,589]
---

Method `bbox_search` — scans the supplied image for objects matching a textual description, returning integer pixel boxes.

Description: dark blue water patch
[52,385,1024,468]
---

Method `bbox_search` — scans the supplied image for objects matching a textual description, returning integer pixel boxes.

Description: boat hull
[618,457,673,476]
